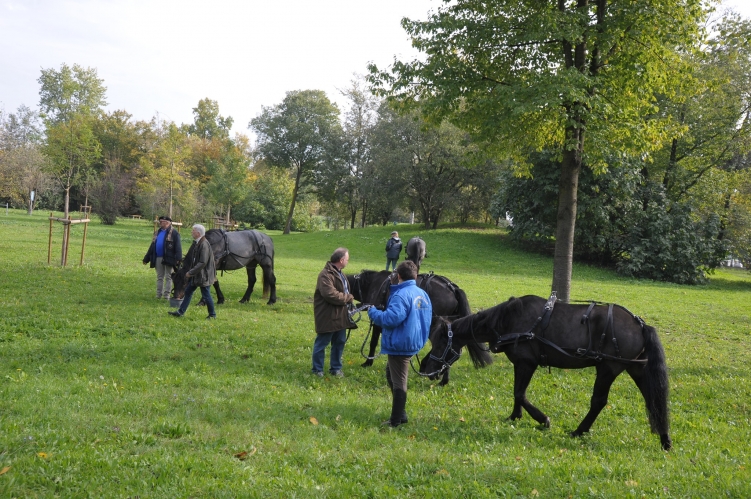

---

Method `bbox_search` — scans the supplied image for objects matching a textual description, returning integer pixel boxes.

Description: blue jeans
[178,282,216,317]
[312,329,347,373]
[386,258,398,271]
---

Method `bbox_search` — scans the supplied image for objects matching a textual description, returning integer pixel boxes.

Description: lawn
[1,209,749,498]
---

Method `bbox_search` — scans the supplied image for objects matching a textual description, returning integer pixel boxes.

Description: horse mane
[436,316,494,369]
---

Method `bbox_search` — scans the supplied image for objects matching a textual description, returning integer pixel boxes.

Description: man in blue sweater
[368,260,432,427]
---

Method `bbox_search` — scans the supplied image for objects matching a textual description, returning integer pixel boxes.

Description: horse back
[512,295,647,362]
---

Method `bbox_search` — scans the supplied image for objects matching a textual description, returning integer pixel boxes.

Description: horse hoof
[361,360,373,367]
[239,299,248,304]
[543,417,551,428]
[266,300,276,305]
[661,435,672,451]
[439,377,449,386]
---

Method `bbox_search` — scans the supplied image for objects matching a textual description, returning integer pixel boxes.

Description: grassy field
[1,209,749,498]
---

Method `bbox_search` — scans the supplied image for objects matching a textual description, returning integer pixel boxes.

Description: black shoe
[206,315,216,320]
[381,419,402,428]
[168,311,183,317]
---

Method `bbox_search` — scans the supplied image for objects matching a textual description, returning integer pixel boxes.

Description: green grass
[1,209,749,498]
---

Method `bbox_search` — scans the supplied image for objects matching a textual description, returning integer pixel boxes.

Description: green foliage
[250,89,343,234]
[617,188,727,284]
[0,210,750,497]
[495,155,728,283]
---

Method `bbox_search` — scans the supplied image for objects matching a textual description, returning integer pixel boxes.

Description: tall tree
[38,63,107,218]
[249,90,342,234]
[0,105,49,214]
[204,134,252,223]
[371,0,706,301]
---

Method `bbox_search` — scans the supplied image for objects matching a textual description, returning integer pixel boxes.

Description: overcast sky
[2,0,749,139]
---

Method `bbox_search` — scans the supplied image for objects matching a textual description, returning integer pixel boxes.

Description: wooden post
[80,219,89,266]
[63,216,71,266]
[47,212,53,265]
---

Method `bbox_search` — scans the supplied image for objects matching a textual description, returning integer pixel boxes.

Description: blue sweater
[368,280,433,356]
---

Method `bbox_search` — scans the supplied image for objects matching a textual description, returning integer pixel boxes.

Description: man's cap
[159,216,172,222]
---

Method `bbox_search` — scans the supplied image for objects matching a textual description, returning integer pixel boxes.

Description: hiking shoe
[312,371,324,377]
[331,370,345,378]
[168,311,183,317]
[206,315,216,320]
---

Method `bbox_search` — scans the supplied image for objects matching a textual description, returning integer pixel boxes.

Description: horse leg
[439,369,449,386]
[213,280,224,305]
[262,260,277,305]
[361,326,381,367]
[570,365,620,437]
[509,361,550,427]
[240,262,258,303]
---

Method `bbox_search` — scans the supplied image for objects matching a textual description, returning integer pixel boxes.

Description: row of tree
[1,2,750,294]
[0,69,498,235]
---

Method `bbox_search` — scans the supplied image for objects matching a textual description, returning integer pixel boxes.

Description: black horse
[347,270,472,385]
[172,229,277,305]
[405,237,426,270]
[420,295,672,450]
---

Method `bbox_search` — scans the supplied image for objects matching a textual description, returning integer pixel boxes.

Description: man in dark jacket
[143,216,182,299]
[368,260,432,427]
[385,231,402,271]
[169,224,217,319]
[312,247,356,377]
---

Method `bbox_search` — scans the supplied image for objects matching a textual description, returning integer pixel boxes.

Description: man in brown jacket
[169,224,217,319]
[312,247,356,377]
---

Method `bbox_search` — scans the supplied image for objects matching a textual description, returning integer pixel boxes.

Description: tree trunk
[552,146,582,303]
[284,167,302,234]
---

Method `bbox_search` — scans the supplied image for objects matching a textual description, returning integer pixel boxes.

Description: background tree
[203,134,252,223]
[371,0,706,301]
[250,90,342,234]
[0,105,50,214]
[38,63,107,218]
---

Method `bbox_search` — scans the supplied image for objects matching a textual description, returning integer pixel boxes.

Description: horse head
[419,318,463,380]
[171,263,188,299]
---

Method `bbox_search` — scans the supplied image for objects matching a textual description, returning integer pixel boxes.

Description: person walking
[385,231,402,271]
[312,247,357,377]
[143,216,182,299]
[367,260,432,427]
[169,224,216,319]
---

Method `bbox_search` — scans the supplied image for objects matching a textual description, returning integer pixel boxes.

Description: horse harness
[216,229,270,274]
[487,293,648,367]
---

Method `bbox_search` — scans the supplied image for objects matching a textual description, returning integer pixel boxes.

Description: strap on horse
[537,291,557,369]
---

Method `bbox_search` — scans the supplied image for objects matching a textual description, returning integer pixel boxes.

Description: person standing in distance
[143,215,182,299]
[312,247,357,377]
[368,260,432,427]
[169,224,217,319]
[385,231,402,271]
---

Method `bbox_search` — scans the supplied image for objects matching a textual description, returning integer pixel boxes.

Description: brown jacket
[313,261,356,334]
[186,236,217,288]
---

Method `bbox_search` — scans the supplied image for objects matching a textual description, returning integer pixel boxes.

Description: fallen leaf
[515,456,522,461]
[309,416,319,425]
[459,417,465,422]
[0,467,9,476]
[336,415,341,421]
[37,452,48,459]
[625,480,638,487]
[531,489,539,497]
[435,469,449,476]
[234,447,257,460]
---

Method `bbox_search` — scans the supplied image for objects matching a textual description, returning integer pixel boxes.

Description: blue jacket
[368,280,432,356]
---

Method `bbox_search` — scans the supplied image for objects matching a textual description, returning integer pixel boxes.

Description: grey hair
[192,224,206,237]
[330,247,349,263]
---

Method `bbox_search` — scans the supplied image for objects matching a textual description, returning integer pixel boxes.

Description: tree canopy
[371,0,707,300]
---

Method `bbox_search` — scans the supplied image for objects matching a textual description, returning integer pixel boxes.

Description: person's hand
[185,273,191,278]
[376,304,386,311]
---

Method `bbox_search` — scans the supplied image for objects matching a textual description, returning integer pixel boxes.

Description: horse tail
[642,324,670,439]
[455,287,472,319]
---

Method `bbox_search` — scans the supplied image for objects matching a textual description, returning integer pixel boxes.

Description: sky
[1,0,750,139]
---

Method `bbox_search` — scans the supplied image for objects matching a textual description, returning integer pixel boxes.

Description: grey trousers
[155,256,174,298]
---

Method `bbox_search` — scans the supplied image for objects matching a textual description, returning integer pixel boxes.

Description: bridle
[415,322,463,378]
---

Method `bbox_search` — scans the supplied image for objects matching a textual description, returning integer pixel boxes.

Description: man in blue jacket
[368,260,432,427]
